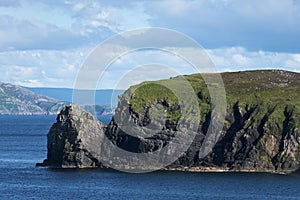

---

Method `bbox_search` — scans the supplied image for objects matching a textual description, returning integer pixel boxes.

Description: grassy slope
[123,70,300,128]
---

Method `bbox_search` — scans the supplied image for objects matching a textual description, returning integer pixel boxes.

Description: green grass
[122,70,300,125]
[125,82,179,113]
[124,81,183,121]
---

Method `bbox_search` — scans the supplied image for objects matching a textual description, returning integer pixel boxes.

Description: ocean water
[1,115,300,200]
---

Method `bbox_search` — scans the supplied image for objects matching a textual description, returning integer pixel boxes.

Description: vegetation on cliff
[41,70,300,173]
[123,70,299,132]
[121,70,300,172]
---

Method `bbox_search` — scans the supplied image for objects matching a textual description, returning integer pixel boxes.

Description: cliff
[41,105,106,168]
[39,70,300,173]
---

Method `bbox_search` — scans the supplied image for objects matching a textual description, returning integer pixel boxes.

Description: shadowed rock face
[41,105,106,168]
[40,70,300,173]
[40,102,300,172]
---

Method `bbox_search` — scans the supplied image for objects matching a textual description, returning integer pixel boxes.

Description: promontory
[39,70,300,173]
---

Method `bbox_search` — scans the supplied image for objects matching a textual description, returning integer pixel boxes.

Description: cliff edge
[39,70,300,173]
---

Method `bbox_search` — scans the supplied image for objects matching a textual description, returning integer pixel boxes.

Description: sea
[1,115,300,200]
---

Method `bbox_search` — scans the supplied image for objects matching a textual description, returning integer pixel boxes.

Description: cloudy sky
[0,0,300,89]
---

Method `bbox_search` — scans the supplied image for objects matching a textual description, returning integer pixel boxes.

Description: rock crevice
[39,70,300,173]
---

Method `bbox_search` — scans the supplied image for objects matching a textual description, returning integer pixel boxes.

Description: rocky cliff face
[183,103,300,172]
[41,105,106,168]
[40,70,300,173]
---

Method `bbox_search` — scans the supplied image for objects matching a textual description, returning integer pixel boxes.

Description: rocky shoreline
[162,167,291,174]
[38,70,300,173]
[38,103,300,174]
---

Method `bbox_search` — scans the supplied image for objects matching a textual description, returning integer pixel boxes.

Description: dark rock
[40,70,300,173]
[40,100,300,173]
[43,104,107,168]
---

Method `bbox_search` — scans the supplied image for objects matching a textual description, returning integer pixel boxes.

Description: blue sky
[0,0,300,89]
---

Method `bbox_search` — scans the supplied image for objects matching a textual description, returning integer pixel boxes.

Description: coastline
[162,167,290,174]
[36,162,294,175]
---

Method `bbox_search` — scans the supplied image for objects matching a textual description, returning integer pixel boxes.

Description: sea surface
[1,115,300,200]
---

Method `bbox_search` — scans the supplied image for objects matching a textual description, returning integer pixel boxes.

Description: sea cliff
[39,70,300,173]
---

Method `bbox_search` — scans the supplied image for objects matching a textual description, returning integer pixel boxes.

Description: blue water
[1,115,300,199]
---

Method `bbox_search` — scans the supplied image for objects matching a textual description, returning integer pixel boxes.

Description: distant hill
[26,87,124,107]
[0,82,67,115]
[0,82,114,115]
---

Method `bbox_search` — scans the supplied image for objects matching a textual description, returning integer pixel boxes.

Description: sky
[0,0,300,89]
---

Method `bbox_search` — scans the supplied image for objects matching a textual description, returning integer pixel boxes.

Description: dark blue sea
[1,115,300,199]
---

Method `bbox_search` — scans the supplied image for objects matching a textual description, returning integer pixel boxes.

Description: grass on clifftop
[122,70,300,125]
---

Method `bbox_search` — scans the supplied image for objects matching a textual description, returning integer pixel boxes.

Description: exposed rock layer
[40,70,300,173]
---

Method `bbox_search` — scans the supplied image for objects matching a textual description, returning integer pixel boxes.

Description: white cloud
[0,65,40,86]
[292,54,300,63]
[207,47,300,72]
[0,0,300,89]
[0,46,300,88]
[70,1,150,35]
[0,0,299,52]
[0,47,90,87]
[0,15,86,51]
[72,2,85,12]
[145,0,300,52]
